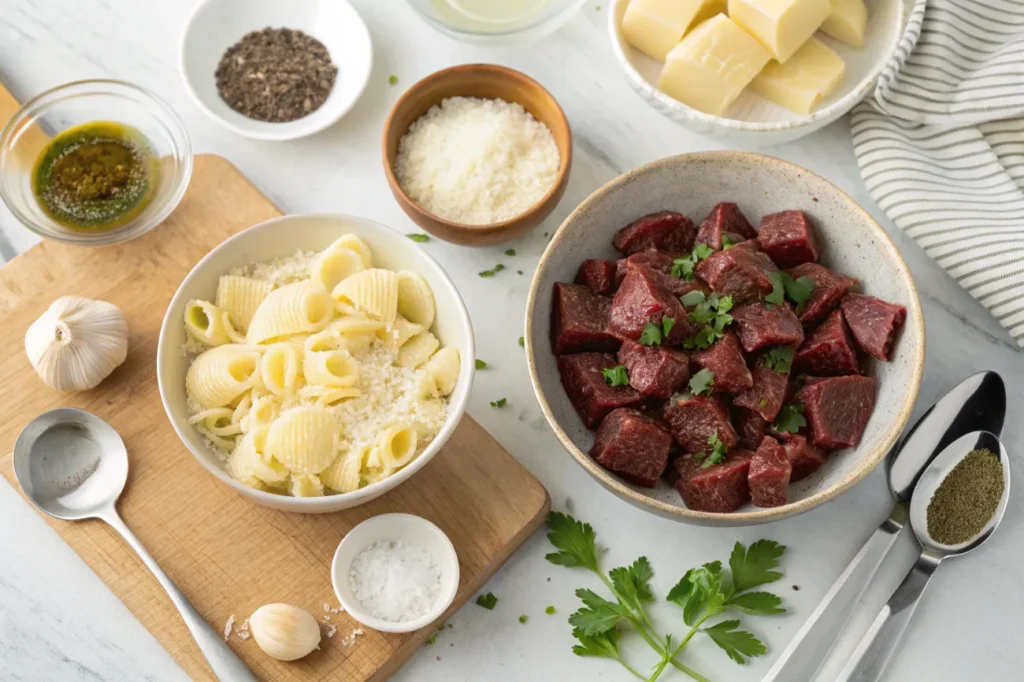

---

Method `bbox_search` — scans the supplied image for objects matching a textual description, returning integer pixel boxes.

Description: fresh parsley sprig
[694,433,728,468]
[761,346,795,374]
[547,513,786,682]
[773,401,807,434]
[671,244,714,281]
[681,292,734,350]
[639,316,675,346]
[602,365,630,387]
[766,272,815,312]
[688,368,715,396]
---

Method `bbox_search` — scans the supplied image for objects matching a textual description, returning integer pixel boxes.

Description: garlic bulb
[25,296,129,392]
[249,603,321,661]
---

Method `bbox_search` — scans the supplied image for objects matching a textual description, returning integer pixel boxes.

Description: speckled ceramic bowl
[526,152,925,526]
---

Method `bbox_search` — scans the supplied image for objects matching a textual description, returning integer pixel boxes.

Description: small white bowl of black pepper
[179,0,372,141]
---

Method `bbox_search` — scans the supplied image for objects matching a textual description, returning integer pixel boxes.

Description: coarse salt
[349,541,442,623]
[394,96,560,225]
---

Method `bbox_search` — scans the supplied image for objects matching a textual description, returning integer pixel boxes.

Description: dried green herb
[927,448,1004,545]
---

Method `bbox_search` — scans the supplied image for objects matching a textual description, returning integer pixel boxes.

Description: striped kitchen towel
[851,0,1024,346]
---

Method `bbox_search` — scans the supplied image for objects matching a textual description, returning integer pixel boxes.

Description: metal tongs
[764,371,1006,682]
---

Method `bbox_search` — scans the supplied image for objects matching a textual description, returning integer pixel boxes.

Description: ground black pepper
[926,448,1004,545]
[215,27,337,123]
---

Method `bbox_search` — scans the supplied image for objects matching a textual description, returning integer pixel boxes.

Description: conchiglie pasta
[216,276,273,333]
[227,426,289,489]
[332,269,399,324]
[331,234,373,269]
[290,473,325,497]
[243,392,281,432]
[396,272,436,329]
[380,316,423,348]
[184,300,243,346]
[377,423,418,469]
[327,315,385,354]
[423,347,460,396]
[186,345,262,408]
[319,443,370,493]
[266,406,339,474]
[396,331,440,368]
[298,385,362,406]
[247,280,333,345]
[310,246,365,292]
[261,342,304,397]
[303,349,359,388]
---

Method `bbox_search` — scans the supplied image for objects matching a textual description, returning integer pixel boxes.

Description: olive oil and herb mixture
[927,448,1004,545]
[32,121,158,232]
[215,27,337,122]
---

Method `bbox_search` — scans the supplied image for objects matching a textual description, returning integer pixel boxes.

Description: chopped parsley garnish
[476,592,498,610]
[693,243,713,260]
[545,605,556,615]
[766,272,815,312]
[639,317,674,346]
[761,346,795,374]
[519,614,529,624]
[671,243,714,280]
[602,365,630,387]
[773,402,807,434]
[505,249,516,256]
[517,270,524,275]
[680,290,706,307]
[518,336,525,347]
[479,263,505,277]
[425,634,437,644]
[406,233,429,242]
[758,398,769,407]
[689,368,715,395]
[694,432,728,468]
[388,74,399,85]
[475,359,487,370]
[662,316,676,338]
[683,294,734,349]
[490,398,508,408]
[721,234,736,250]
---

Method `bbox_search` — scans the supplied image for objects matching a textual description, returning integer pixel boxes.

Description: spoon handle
[763,503,907,682]
[100,509,259,682]
[836,550,942,682]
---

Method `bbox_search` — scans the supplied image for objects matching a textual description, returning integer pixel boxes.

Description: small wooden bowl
[382,64,572,247]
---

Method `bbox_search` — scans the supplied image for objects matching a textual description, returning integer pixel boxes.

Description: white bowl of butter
[609,0,912,146]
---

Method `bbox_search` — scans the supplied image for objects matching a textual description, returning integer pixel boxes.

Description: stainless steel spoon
[837,430,1011,681]
[765,370,1006,682]
[13,408,257,682]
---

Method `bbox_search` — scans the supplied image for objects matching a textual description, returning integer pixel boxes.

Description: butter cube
[622,0,727,61]
[657,14,771,116]
[728,0,832,63]
[751,38,846,114]
[821,0,867,48]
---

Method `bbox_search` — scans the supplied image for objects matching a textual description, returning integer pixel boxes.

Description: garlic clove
[24,296,129,392]
[249,603,321,661]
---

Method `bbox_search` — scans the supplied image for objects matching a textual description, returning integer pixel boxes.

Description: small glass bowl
[0,80,192,246]
[405,0,585,44]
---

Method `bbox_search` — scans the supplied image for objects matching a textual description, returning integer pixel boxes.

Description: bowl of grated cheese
[383,63,572,247]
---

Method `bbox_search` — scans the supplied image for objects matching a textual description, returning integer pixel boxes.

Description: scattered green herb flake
[545,605,557,615]
[697,432,728,468]
[783,275,815,313]
[601,365,630,387]
[406,233,429,242]
[765,272,786,306]
[475,359,487,370]
[638,322,663,346]
[661,316,676,338]
[519,614,529,624]
[693,243,714,261]
[761,346,795,374]
[388,74,399,86]
[671,257,696,281]
[518,336,525,347]
[490,398,508,408]
[505,249,516,256]
[773,402,807,434]
[479,269,496,278]
[425,634,437,645]
[721,234,735,250]
[479,263,505,277]
[689,368,715,396]
[493,263,505,272]
[758,397,769,407]
[517,270,524,275]
[681,290,706,307]
[476,592,498,610]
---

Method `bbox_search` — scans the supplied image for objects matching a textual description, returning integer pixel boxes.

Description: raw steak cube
[757,210,820,268]
[794,309,860,376]
[781,434,826,482]
[749,436,792,507]
[551,283,621,354]
[788,262,858,323]
[695,241,780,303]
[663,394,739,453]
[695,202,757,250]
[690,331,754,393]
[575,259,618,295]
[609,263,699,344]
[614,211,696,254]
[733,407,767,450]
[558,353,643,428]
[674,450,753,513]
[801,375,877,450]
[590,408,672,487]
[733,357,790,421]
[841,294,906,361]
[618,339,690,398]
[614,249,675,287]
[732,302,805,353]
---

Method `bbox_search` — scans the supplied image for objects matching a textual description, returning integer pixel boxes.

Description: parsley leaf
[685,294,734,348]
[729,540,786,592]
[476,592,498,610]
[721,234,735,250]
[388,74,399,85]
[479,263,505,277]
[425,633,437,644]
[571,627,621,659]
[703,620,767,664]
[406,233,429,242]
[661,316,676,338]
[773,402,807,434]
[726,591,785,616]
[758,397,769,407]
[766,272,786,306]
[671,257,696,281]
[545,605,556,615]
[518,336,524,347]
[490,398,507,408]
[601,365,630,387]
[609,557,655,613]
[519,614,529,624]
[693,243,714,261]
[784,275,815,313]
[689,368,715,395]
[505,249,516,256]
[667,561,727,626]
[545,512,599,571]
[639,322,663,346]
[479,269,496,278]
[475,359,487,370]
[680,290,706,307]
[761,346,795,374]
[570,588,630,635]
[697,433,728,469]
[684,326,722,350]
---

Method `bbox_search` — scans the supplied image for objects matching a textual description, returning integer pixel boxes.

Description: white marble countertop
[1,2,1021,681]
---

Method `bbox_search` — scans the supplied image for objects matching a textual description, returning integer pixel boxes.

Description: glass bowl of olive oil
[0,80,192,245]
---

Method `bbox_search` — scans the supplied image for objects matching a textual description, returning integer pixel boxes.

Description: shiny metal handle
[100,508,258,682]
[764,504,908,682]
[837,550,942,682]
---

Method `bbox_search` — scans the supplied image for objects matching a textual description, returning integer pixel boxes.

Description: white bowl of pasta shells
[157,214,474,513]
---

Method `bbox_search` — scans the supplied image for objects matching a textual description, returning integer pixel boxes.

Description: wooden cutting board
[0,86,549,681]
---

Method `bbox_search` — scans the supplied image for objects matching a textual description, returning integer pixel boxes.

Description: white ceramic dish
[405,0,586,45]
[609,0,911,145]
[156,214,475,513]
[331,513,459,633]
[526,152,925,526]
[178,0,372,141]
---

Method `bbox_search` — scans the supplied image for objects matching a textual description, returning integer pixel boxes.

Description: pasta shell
[423,347,461,396]
[310,246,365,293]
[328,315,385,354]
[290,473,325,497]
[266,406,339,474]
[247,281,333,345]
[319,444,369,493]
[381,316,423,348]
[184,300,242,346]
[396,272,435,329]
[298,385,362,406]
[216,276,273,333]
[332,269,399,324]
[243,392,282,432]
[377,423,418,469]
[303,349,359,388]
[261,343,304,397]
[186,344,262,408]
[330,234,373,269]
[396,331,439,368]
[227,426,290,487]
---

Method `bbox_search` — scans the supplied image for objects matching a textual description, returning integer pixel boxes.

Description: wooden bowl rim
[381,63,572,237]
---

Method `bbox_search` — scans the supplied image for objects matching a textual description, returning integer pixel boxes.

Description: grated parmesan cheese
[394,96,560,225]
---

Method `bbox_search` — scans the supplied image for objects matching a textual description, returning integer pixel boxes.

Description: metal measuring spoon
[837,430,1011,681]
[765,370,1006,682]
[13,408,257,682]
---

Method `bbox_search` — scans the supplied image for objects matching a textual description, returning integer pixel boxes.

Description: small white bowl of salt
[332,513,460,633]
